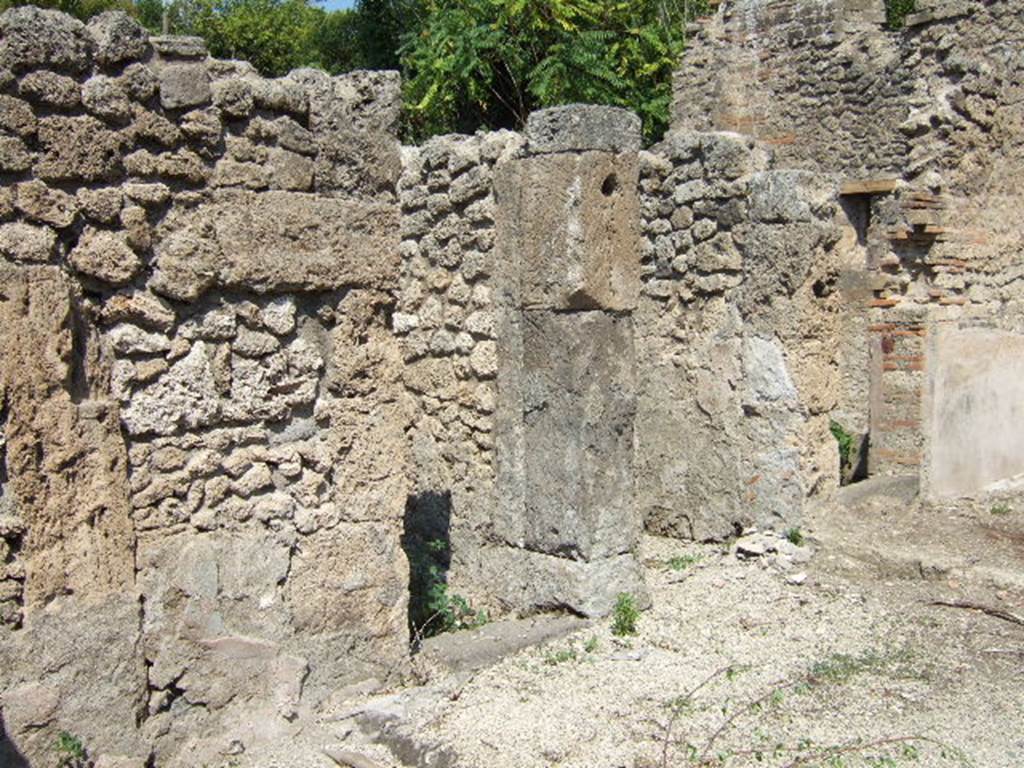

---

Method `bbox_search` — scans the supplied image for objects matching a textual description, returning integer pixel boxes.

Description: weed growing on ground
[409,538,488,643]
[990,503,1012,516]
[649,646,962,767]
[784,527,805,546]
[612,592,640,637]
[667,553,703,571]
[55,732,89,768]
[543,635,600,666]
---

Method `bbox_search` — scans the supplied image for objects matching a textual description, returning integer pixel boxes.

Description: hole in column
[401,490,452,649]
[601,173,618,196]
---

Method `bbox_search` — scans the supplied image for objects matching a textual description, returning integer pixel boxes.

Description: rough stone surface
[152,192,399,298]
[5,5,1023,767]
[500,151,640,311]
[0,6,91,73]
[86,11,149,66]
[526,104,642,155]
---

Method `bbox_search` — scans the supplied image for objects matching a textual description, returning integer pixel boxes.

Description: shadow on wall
[0,711,29,768]
[401,491,453,644]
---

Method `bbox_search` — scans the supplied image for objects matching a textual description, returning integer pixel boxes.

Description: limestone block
[285,522,408,641]
[464,546,647,618]
[525,104,641,155]
[14,181,77,228]
[749,170,833,224]
[130,108,182,146]
[180,107,222,145]
[120,63,159,101]
[124,148,208,184]
[36,116,124,182]
[152,191,400,297]
[211,78,255,117]
[82,75,134,123]
[267,147,314,191]
[314,130,402,196]
[0,94,36,136]
[0,596,147,765]
[497,311,638,561]
[0,6,92,73]
[159,62,212,110]
[68,227,140,285]
[260,297,296,335]
[0,222,57,263]
[0,134,31,173]
[0,186,12,220]
[120,341,221,436]
[294,68,401,134]
[19,69,81,107]
[150,35,207,59]
[500,151,640,311]
[87,11,149,66]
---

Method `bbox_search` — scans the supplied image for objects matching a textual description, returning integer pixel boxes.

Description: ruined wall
[636,131,841,540]
[396,109,648,618]
[0,8,407,766]
[673,0,1024,497]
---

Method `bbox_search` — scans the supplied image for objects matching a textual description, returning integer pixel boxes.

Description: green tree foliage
[312,8,364,73]
[148,0,323,76]
[885,0,915,28]
[356,0,423,70]
[0,0,135,21]
[401,0,711,143]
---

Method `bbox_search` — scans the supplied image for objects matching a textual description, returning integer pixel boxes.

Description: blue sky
[319,0,356,9]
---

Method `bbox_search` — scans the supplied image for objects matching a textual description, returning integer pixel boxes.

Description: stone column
[489,106,646,617]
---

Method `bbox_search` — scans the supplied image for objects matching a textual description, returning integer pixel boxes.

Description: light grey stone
[86,11,149,66]
[525,104,642,155]
[68,227,141,285]
[121,341,221,435]
[159,62,212,110]
[0,222,57,263]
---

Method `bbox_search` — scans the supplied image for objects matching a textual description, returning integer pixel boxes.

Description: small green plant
[55,731,88,768]
[667,553,703,571]
[424,579,488,635]
[990,502,1012,516]
[885,0,916,28]
[830,419,855,468]
[785,527,805,547]
[544,647,578,666]
[611,592,639,637]
[409,538,487,641]
[583,635,599,653]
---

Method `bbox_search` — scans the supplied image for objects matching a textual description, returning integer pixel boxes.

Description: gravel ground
[238,513,1024,768]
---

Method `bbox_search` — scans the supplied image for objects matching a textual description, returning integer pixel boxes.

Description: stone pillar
[489,106,646,617]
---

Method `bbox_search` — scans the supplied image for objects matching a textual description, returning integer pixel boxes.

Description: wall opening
[833,193,876,485]
[401,490,452,647]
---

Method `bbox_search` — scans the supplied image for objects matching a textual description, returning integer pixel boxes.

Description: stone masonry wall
[0,8,407,766]
[636,131,842,540]
[396,130,522,619]
[674,0,1024,497]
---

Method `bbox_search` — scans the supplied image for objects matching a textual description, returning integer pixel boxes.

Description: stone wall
[0,7,407,766]
[6,1,1021,763]
[635,131,841,540]
[673,0,1024,497]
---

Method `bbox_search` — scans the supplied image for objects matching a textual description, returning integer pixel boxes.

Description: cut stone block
[495,310,638,562]
[525,104,641,155]
[500,151,640,311]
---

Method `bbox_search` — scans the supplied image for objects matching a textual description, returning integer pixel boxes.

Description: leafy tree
[355,0,423,70]
[312,8,364,73]
[401,0,710,143]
